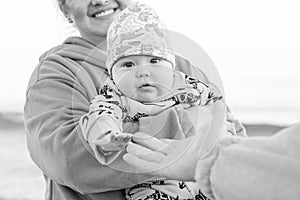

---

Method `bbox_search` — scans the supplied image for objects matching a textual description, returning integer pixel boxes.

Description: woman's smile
[88,4,120,19]
[64,0,130,44]
[93,8,116,18]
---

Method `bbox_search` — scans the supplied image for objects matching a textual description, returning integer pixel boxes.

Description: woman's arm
[196,123,300,200]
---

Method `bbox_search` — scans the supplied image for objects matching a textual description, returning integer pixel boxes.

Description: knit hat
[106,2,176,75]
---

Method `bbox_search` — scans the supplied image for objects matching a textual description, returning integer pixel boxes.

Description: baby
[80,2,221,200]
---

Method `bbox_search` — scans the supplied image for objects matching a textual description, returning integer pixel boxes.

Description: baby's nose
[136,68,151,77]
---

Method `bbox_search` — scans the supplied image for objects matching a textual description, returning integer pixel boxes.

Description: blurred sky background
[0,0,299,125]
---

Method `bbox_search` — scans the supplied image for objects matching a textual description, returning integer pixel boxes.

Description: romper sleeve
[175,55,247,138]
[79,86,132,165]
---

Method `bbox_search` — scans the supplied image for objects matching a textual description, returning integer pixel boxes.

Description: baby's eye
[150,58,161,64]
[122,62,135,68]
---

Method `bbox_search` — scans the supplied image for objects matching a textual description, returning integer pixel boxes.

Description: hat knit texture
[106,2,175,74]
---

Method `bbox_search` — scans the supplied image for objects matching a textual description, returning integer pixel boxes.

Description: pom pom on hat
[106,2,175,75]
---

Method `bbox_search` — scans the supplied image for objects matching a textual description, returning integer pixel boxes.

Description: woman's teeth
[95,9,114,17]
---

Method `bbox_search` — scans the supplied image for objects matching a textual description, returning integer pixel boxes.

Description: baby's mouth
[139,83,155,90]
[139,83,153,88]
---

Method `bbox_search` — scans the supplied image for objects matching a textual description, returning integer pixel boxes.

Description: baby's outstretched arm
[79,85,132,164]
[94,130,133,152]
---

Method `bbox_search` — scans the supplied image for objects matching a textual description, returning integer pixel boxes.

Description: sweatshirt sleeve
[195,123,300,200]
[24,58,152,194]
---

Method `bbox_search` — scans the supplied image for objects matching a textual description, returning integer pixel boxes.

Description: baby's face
[111,55,174,102]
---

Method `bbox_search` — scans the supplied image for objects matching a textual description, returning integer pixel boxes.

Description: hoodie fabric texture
[25,36,227,200]
[195,123,300,200]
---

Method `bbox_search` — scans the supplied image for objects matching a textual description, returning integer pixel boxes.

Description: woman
[24,0,245,199]
[124,123,300,200]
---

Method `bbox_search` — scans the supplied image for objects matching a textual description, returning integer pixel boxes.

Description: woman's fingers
[160,138,173,144]
[123,153,162,174]
[126,142,166,163]
[124,136,200,180]
[132,132,169,152]
[126,142,153,154]
[226,105,236,123]
[226,121,237,135]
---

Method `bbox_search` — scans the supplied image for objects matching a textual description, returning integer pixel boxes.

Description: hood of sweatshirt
[39,36,107,71]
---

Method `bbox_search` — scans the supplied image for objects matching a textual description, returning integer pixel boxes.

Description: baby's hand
[93,131,133,152]
[110,132,133,149]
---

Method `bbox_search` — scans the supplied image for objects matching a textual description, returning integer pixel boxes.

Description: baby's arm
[79,89,132,164]
[185,75,222,106]
[93,130,132,152]
[184,74,246,136]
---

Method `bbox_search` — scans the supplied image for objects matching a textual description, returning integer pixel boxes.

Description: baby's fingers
[111,132,132,142]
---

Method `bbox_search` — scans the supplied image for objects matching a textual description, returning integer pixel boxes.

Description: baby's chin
[131,93,161,103]
[132,96,158,103]
[130,88,173,103]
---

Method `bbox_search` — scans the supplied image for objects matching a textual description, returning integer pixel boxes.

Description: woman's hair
[56,0,66,13]
[54,0,78,33]
[57,0,65,6]
[55,0,71,24]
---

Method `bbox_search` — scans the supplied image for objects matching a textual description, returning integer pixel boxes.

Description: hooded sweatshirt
[24,36,218,200]
[195,123,300,200]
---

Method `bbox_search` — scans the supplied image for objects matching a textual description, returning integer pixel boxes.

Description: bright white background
[1,0,299,125]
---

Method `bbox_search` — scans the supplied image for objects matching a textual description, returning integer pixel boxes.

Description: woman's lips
[93,8,115,17]
[91,8,118,18]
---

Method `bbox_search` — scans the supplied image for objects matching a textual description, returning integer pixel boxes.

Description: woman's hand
[123,133,199,181]
[123,101,226,181]
[225,106,247,136]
